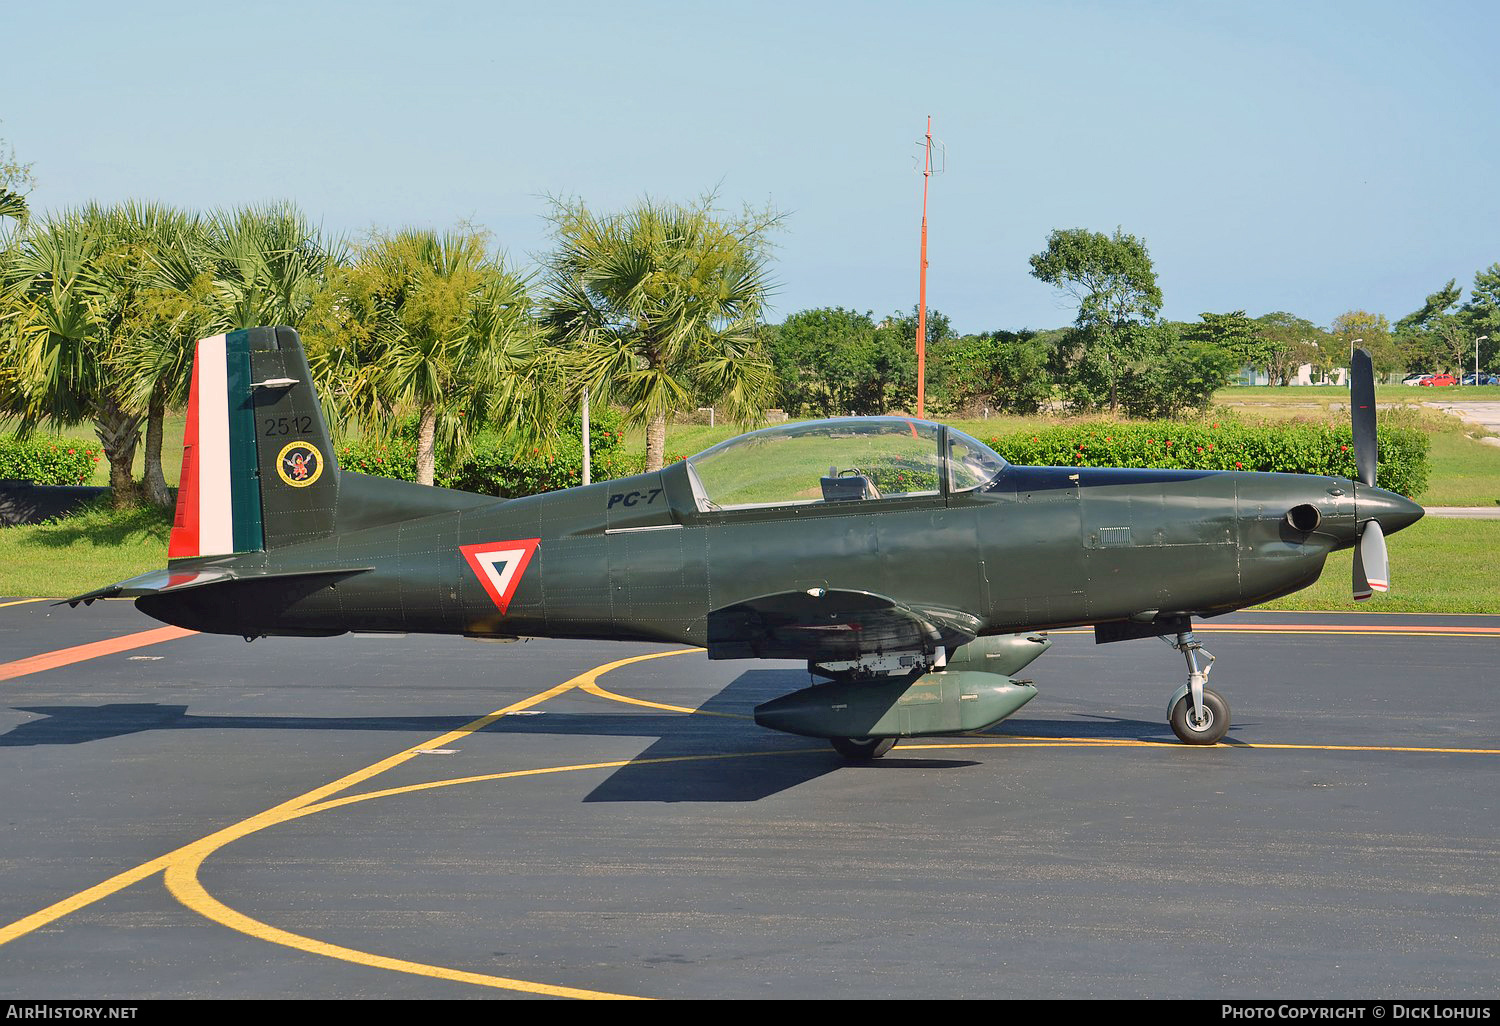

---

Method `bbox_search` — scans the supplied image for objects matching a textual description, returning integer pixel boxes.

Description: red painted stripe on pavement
[0,626,198,682]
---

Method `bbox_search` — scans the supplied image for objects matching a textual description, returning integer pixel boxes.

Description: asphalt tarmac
[1,599,1497,1000]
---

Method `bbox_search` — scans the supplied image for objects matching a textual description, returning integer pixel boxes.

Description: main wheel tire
[1169,687,1231,745]
[830,736,897,760]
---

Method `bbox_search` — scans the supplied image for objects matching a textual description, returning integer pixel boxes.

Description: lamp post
[1478,336,1490,387]
[581,387,591,486]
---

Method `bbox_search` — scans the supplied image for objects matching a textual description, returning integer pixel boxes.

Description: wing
[705,588,981,662]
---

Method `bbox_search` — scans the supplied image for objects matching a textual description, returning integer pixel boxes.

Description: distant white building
[1235,364,1348,386]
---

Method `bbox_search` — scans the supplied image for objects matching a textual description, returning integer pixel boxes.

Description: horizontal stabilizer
[61,565,374,607]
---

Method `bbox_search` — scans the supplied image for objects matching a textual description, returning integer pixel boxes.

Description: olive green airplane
[70,327,1423,758]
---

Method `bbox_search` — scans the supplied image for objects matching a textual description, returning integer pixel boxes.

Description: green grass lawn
[1255,517,1499,613]
[1224,384,1500,402]
[0,501,170,598]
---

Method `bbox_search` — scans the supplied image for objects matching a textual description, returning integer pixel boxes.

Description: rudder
[169,326,339,558]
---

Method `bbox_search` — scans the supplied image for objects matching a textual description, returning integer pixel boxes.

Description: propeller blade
[1350,347,1377,487]
[1352,519,1389,601]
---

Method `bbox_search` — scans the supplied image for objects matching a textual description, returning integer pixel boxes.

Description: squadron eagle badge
[277,441,324,487]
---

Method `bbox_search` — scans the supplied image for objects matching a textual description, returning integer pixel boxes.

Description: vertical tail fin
[168,326,339,559]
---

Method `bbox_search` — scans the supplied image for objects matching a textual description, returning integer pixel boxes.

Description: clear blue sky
[4,0,1496,334]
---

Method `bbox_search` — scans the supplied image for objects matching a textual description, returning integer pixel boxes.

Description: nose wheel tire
[1169,687,1230,745]
[830,736,897,760]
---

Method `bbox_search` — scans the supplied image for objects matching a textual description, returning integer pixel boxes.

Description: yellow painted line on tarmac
[1053,623,1500,638]
[7,638,1496,998]
[576,672,1500,758]
[0,647,698,999]
[577,656,750,719]
[0,598,48,608]
[0,855,183,949]
[162,862,644,1000]
[1222,740,1500,755]
[912,737,1500,756]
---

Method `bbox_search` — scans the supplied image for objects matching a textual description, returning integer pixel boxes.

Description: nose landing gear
[1164,631,1231,745]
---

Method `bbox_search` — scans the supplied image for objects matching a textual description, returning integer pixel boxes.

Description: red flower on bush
[1235,462,1243,469]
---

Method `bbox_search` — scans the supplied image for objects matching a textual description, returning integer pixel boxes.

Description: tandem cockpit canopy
[683,417,1007,512]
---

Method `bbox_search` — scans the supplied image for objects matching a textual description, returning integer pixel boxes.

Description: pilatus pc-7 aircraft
[70,327,1423,758]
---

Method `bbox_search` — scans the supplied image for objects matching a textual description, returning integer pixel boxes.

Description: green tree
[1029,227,1162,414]
[1459,264,1500,372]
[1186,311,1260,367]
[543,196,779,472]
[304,227,541,486]
[1029,228,1162,327]
[2,206,150,505]
[767,307,878,417]
[108,202,211,504]
[0,134,34,247]
[1330,310,1399,377]
[1395,279,1461,336]
[935,330,1053,414]
[1254,312,1327,386]
[205,202,340,331]
[1394,280,1465,376]
[1113,323,1236,418]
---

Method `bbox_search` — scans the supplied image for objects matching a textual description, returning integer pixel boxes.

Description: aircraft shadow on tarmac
[4,669,1184,802]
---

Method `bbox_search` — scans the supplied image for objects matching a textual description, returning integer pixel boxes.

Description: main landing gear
[1164,630,1231,745]
[829,736,898,760]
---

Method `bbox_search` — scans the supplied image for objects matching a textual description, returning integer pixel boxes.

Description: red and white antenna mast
[914,116,945,419]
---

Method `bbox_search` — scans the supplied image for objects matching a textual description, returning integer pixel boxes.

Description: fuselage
[139,460,1421,645]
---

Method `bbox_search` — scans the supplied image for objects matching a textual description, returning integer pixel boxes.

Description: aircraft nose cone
[1358,486,1425,536]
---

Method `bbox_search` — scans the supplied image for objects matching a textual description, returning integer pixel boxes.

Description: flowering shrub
[986,419,1429,498]
[0,437,102,485]
[338,438,419,480]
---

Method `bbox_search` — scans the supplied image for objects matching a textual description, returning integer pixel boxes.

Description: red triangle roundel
[460,538,540,615]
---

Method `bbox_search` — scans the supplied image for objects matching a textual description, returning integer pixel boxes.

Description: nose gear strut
[1163,630,1231,745]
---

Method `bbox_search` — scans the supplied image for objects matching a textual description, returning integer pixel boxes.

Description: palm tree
[304,227,545,486]
[2,205,145,505]
[111,202,341,504]
[0,189,26,239]
[205,202,340,330]
[542,196,779,472]
[112,201,213,505]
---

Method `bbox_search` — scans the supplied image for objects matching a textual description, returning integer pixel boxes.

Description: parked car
[1461,372,1500,386]
[1419,373,1458,387]
[1402,372,1435,386]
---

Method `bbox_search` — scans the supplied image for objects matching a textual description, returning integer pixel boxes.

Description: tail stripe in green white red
[167,332,265,559]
